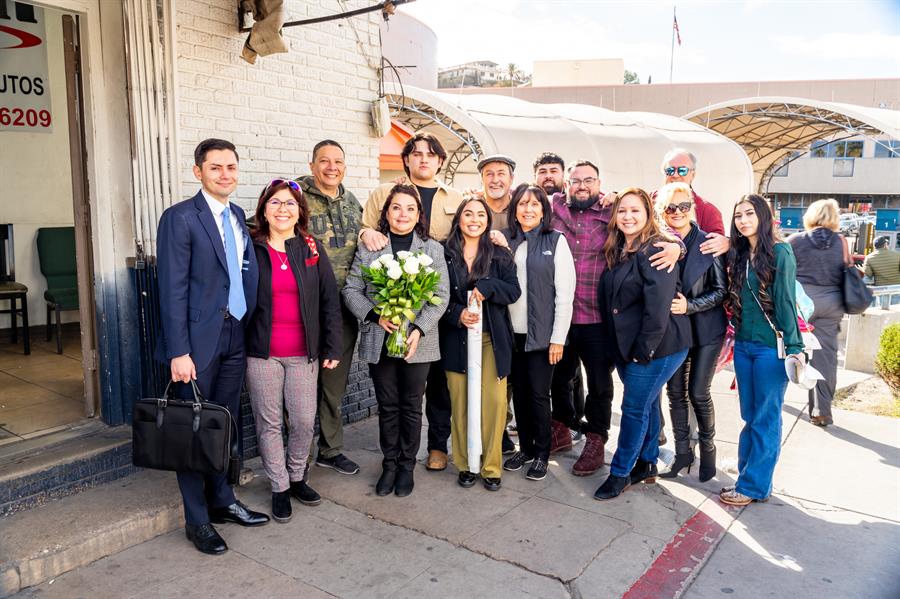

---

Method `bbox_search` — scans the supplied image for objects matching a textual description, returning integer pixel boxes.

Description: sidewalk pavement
[10,369,900,599]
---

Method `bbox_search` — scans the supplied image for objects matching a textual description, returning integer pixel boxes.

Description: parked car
[839,214,860,235]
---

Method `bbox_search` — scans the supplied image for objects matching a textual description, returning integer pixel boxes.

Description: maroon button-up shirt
[551,192,611,325]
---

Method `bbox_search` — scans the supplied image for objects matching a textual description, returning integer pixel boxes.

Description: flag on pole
[673,10,682,46]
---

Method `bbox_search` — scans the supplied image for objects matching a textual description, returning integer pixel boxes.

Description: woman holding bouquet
[441,198,521,491]
[343,184,449,498]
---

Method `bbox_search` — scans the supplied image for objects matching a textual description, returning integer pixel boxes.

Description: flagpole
[669,5,675,83]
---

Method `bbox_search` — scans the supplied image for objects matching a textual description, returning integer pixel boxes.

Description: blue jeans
[733,340,788,500]
[610,350,689,478]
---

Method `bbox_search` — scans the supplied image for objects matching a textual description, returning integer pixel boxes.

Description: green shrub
[875,323,900,397]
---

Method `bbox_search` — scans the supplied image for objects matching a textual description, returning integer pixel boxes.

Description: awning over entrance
[384,84,753,217]
[682,97,900,192]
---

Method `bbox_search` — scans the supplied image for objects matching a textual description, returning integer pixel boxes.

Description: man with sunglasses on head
[297,139,363,476]
[659,149,729,256]
[533,153,586,451]
[156,138,270,555]
[655,149,728,450]
[551,160,683,476]
[358,132,464,472]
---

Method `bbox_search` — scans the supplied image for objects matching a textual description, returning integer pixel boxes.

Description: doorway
[0,2,98,446]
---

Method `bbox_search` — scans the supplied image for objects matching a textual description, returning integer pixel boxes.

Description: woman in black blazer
[440,197,521,492]
[656,183,727,482]
[594,187,691,501]
[244,179,343,523]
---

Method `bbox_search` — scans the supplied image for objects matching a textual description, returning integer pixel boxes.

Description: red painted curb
[623,497,742,599]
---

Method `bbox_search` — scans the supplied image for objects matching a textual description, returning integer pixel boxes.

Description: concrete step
[0,469,183,596]
[0,421,135,518]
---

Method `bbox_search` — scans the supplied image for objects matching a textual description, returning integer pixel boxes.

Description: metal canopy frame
[384,92,484,184]
[684,100,897,193]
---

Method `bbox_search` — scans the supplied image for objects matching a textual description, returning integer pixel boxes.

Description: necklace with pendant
[270,243,289,270]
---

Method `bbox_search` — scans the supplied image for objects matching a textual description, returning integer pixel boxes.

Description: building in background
[437,60,502,88]
[532,59,624,87]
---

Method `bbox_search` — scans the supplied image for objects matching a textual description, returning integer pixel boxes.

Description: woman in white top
[502,184,576,481]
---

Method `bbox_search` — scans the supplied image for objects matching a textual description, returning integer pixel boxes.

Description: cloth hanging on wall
[240,0,288,64]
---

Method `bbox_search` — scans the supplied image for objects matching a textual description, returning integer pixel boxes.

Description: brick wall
[173,0,382,211]
[173,1,384,455]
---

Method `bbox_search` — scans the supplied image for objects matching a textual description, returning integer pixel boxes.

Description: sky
[398,0,900,84]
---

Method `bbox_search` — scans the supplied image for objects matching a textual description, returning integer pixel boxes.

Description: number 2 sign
[0,2,53,133]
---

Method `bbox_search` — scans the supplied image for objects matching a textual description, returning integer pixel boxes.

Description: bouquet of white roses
[361,250,444,357]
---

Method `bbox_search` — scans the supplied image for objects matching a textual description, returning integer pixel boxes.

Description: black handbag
[840,236,874,315]
[132,380,240,483]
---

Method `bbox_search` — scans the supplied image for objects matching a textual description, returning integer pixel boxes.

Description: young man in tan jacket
[360,132,463,247]
[359,132,463,471]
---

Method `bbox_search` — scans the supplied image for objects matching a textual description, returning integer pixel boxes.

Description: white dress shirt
[201,189,245,260]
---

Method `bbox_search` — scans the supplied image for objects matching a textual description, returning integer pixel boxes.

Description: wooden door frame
[62,13,98,417]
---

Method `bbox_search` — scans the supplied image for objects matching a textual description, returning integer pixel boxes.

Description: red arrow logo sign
[0,25,42,49]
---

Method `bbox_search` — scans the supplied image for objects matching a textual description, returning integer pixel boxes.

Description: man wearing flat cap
[476,154,517,234]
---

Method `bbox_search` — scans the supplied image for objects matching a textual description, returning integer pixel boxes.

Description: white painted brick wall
[175,0,382,211]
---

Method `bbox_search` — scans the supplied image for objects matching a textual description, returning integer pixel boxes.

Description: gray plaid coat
[341,233,449,364]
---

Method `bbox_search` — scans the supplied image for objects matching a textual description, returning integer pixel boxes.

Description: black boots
[698,447,716,482]
[660,451,695,479]
[394,470,414,497]
[593,474,630,501]
[272,490,292,523]
[376,467,397,496]
[629,460,658,485]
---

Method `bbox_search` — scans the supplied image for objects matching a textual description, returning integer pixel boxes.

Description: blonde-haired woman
[654,182,727,482]
[787,199,846,427]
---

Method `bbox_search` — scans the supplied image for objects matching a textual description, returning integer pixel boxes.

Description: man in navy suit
[156,138,269,555]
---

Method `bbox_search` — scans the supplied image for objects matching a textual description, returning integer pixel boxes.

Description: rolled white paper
[466,291,483,475]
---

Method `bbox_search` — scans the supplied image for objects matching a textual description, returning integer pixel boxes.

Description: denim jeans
[609,349,689,478]
[733,340,788,500]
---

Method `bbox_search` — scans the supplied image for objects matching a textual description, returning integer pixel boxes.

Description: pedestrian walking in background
[722,194,803,506]
[656,183,727,482]
[787,199,847,427]
[502,184,575,482]
[593,188,691,501]
[440,198,521,492]
[245,179,343,522]
[342,185,449,498]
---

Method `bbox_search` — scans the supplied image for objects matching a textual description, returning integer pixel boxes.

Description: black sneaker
[526,458,548,481]
[570,429,584,444]
[482,477,502,491]
[272,490,292,523]
[458,471,477,488]
[289,481,322,506]
[315,453,360,475]
[503,451,534,472]
[502,431,516,455]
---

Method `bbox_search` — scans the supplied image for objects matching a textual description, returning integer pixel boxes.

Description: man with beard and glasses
[532,153,586,451]
[551,160,682,476]
[358,132,464,472]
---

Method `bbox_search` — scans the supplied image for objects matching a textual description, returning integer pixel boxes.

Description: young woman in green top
[722,194,803,506]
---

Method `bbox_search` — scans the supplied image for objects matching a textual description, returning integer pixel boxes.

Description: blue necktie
[221,207,246,319]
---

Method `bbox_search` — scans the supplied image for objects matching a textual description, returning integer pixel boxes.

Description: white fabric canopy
[386,84,754,218]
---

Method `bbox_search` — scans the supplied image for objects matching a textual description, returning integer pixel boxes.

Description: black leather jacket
[680,224,727,346]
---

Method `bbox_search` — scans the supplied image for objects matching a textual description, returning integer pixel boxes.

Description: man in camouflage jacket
[297,140,363,476]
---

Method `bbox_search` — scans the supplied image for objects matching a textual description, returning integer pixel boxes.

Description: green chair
[0,224,29,355]
[36,227,79,354]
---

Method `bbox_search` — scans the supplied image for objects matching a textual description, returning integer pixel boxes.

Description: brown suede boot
[572,432,605,476]
[550,420,573,453]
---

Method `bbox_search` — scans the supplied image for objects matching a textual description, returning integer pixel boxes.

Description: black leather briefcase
[132,380,238,480]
